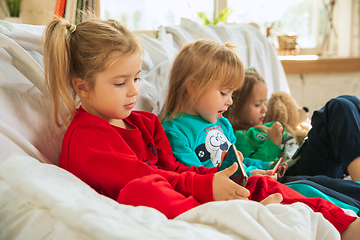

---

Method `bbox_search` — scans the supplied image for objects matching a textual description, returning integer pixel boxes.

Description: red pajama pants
[118,175,356,232]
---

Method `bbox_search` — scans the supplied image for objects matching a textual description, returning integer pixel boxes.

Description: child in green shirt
[224,69,297,167]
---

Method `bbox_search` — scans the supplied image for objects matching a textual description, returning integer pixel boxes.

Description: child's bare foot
[341,217,360,240]
[347,156,360,182]
[260,193,283,206]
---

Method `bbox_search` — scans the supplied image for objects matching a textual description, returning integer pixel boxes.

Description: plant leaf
[4,0,23,17]
[197,11,211,25]
[218,7,233,23]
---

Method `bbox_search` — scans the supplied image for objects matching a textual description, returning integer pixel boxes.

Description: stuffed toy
[264,91,311,145]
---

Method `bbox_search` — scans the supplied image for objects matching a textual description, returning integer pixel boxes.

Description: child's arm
[243,157,271,170]
[250,140,282,162]
[152,115,218,174]
[234,127,282,162]
[65,121,215,204]
[164,129,214,168]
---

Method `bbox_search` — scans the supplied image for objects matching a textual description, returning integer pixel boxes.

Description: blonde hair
[43,17,142,127]
[224,69,266,130]
[165,39,245,121]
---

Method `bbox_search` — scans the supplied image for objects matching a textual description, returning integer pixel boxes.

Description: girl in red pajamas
[43,17,360,239]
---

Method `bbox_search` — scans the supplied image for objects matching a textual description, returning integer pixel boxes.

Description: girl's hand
[250,169,277,181]
[237,150,244,162]
[213,163,250,201]
[267,161,274,168]
[266,160,288,178]
[267,121,283,146]
[276,162,288,178]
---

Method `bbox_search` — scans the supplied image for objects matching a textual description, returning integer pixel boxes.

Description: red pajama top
[59,107,217,203]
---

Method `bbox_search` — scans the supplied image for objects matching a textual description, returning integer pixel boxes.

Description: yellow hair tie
[68,24,76,34]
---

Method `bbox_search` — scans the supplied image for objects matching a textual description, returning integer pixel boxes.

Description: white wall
[0,0,56,25]
[20,0,56,25]
[284,0,360,118]
[287,72,360,117]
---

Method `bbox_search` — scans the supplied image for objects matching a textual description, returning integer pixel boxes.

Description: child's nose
[128,81,139,96]
[262,104,267,113]
[227,96,233,106]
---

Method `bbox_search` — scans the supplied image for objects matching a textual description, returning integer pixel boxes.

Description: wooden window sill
[280,57,360,74]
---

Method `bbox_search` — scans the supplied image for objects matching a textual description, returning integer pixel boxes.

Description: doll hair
[165,39,245,121]
[224,69,267,131]
[43,17,142,127]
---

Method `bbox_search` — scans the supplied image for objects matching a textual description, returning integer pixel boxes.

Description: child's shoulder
[130,110,158,121]
[70,107,108,128]
[162,113,185,130]
[219,116,232,126]
[162,113,207,127]
[163,114,233,132]
[64,108,112,141]
[69,108,158,131]
[128,111,162,128]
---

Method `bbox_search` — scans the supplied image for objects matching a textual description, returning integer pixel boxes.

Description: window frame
[217,0,355,57]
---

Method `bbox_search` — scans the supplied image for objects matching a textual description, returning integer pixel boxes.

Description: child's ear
[72,78,89,98]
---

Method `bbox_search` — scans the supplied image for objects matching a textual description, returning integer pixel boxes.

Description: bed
[0,18,341,239]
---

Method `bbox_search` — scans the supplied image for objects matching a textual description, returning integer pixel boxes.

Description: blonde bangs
[195,50,245,93]
[213,59,245,90]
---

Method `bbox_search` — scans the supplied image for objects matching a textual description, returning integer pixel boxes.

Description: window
[100,0,214,31]
[227,0,330,51]
[100,0,356,56]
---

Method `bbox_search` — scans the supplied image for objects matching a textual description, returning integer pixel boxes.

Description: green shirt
[234,122,284,163]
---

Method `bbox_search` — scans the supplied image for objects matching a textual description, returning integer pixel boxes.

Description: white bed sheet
[0,21,63,165]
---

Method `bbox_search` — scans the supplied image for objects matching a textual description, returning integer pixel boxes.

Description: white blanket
[0,153,339,240]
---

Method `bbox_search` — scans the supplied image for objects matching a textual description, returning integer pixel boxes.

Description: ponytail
[44,18,76,127]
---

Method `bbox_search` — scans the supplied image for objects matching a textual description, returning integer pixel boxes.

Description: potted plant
[197,7,233,25]
[1,0,23,23]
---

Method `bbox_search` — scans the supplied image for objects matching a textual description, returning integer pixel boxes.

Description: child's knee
[328,96,359,112]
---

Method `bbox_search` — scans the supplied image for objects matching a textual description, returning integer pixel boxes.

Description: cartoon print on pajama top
[200,129,231,166]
